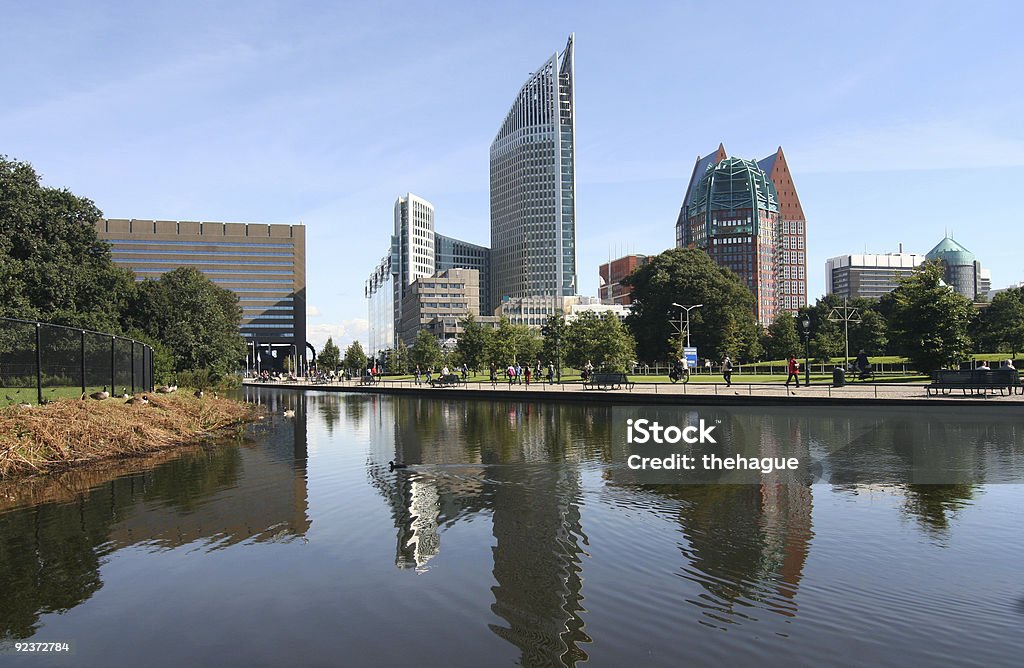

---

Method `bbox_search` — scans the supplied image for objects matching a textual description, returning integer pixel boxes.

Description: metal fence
[0,317,154,405]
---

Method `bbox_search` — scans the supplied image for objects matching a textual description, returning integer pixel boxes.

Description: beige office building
[95,219,306,369]
[398,268,491,347]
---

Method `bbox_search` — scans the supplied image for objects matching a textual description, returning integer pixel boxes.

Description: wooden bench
[358,376,379,386]
[582,372,634,391]
[926,369,1021,396]
[429,374,464,388]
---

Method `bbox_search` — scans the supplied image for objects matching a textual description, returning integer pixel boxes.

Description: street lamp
[801,315,811,386]
[671,303,703,359]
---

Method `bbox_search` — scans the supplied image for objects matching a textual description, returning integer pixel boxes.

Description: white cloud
[306,304,321,317]
[306,320,368,353]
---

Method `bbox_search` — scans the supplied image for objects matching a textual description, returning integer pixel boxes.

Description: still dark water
[1,388,1023,667]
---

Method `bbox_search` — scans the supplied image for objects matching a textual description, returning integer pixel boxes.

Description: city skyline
[3,2,1022,351]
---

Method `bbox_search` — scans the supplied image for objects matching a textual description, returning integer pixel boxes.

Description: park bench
[926,369,1021,397]
[358,375,379,386]
[429,374,464,388]
[582,372,634,391]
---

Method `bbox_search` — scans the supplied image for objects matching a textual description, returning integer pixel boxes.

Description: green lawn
[1,385,130,406]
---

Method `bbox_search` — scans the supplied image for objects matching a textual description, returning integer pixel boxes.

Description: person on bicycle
[670,358,685,382]
[855,350,871,380]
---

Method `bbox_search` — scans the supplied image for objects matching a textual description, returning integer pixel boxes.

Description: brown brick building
[598,254,648,305]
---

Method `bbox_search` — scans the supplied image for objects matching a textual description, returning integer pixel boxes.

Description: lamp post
[801,315,811,386]
[670,303,703,349]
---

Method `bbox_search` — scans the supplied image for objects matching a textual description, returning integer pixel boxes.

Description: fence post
[35,323,43,405]
[81,330,86,397]
[111,335,116,394]
[131,340,136,395]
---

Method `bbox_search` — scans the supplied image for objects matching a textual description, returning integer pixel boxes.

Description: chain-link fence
[0,318,154,405]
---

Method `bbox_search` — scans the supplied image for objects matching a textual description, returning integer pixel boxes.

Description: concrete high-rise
[826,250,925,300]
[96,219,306,369]
[489,35,577,315]
[676,144,807,325]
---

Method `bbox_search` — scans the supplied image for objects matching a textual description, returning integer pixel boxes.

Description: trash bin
[833,366,846,387]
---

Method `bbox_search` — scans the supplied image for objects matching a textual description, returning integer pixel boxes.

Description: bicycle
[668,367,690,383]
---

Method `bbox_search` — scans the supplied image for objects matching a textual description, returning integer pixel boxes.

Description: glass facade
[489,34,576,315]
[366,250,396,359]
[436,233,491,317]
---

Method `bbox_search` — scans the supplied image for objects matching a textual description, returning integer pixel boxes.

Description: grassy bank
[0,392,259,479]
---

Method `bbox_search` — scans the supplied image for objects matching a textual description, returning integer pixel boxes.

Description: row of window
[107,239,293,249]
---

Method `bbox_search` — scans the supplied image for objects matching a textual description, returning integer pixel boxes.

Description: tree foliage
[342,341,368,373]
[623,248,761,362]
[456,314,488,372]
[762,311,802,361]
[410,329,443,371]
[562,312,635,371]
[127,267,246,378]
[970,287,1024,356]
[390,339,410,374]
[883,261,974,371]
[0,156,135,332]
[318,337,341,371]
[485,316,539,367]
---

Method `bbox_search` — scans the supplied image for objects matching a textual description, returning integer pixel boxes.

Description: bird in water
[388,461,408,471]
[125,395,149,405]
[89,386,110,400]
[282,408,295,418]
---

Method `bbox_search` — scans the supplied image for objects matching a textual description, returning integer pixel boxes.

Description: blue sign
[683,347,698,368]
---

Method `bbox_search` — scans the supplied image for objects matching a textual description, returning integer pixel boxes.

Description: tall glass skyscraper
[489,34,577,315]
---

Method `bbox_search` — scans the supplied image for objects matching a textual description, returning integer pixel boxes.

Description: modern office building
[825,250,926,300]
[96,219,306,369]
[925,236,991,301]
[489,34,577,315]
[676,144,807,324]
[366,250,395,360]
[397,268,481,347]
[366,194,491,358]
[598,254,648,305]
[436,233,491,317]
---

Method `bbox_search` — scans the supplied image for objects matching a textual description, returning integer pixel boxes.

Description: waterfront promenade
[244,377,1024,407]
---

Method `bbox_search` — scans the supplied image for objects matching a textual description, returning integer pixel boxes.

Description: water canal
[1,387,1022,666]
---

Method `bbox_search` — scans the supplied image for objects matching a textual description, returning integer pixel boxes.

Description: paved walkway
[244,378,1024,407]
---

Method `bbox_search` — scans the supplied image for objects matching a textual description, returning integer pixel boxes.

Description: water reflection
[2,391,1022,666]
[0,397,310,641]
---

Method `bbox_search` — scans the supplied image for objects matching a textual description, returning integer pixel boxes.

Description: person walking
[507,364,516,386]
[515,363,523,385]
[547,362,555,384]
[722,355,734,387]
[525,366,532,386]
[785,354,801,387]
[414,365,421,385]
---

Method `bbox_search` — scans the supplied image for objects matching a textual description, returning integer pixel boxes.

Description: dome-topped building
[925,236,991,300]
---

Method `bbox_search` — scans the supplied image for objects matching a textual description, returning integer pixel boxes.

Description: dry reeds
[0,394,259,480]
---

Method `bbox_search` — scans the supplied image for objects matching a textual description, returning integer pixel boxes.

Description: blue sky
[3,1,1022,350]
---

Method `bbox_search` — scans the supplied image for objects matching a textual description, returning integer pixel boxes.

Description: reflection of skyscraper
[490,35,577,314]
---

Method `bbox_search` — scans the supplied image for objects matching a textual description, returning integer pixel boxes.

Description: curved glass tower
[489,35,576,315]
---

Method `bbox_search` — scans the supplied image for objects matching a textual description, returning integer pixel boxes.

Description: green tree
[623,248,761,362]
[410,329,443,371]
[594,313,636,371]
[456,314,489,372]
[540,313,569,369]
[763,311,802,361]
[848,301,889,357]
[970,287,1024,356]
[318,337,341,371]
[390,339,410,374]
[486,316,519,367]
[885,261,974,372]
[342,341,368,374]
[0,156,136,332]
[128,267,245,378]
